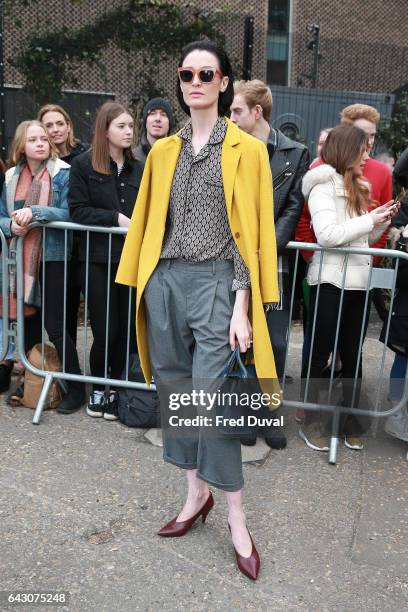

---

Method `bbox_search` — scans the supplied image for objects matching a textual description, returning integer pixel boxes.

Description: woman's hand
[370,200,400,227]
[229,288,252,352]
[11,220,28,236]
[11,208,33,227]
[118,213,130,228]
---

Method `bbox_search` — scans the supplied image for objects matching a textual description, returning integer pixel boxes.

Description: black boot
[0,361,13,393]
[57,382,86,414]
[262,426,287,450]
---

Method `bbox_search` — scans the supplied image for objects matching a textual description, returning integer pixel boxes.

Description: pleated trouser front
[144,259,244,492]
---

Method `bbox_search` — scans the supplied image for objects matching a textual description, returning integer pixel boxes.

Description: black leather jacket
[267,128,310,254]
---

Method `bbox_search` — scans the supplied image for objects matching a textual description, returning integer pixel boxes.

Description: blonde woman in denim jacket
[0,120,83,412]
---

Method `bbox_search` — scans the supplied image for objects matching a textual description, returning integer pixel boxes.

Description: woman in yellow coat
[116,40,279,580]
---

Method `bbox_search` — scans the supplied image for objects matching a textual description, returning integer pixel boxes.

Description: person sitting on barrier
[299,124,397,452]
[38,104,88,353]
[0,120,84,412]
[116,39,280,580]
[132,97,174,166]
[68,101,143,421]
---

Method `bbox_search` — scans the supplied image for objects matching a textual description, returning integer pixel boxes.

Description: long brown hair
[91,102,134,174]
[37,103,77,152]
[321,124,370,216]
[9,120,58,167]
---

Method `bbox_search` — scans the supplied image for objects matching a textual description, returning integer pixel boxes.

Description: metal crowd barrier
[1,222,407,465]
[285,242,408,463]
[0,228,10,361]
[13,222,155,425]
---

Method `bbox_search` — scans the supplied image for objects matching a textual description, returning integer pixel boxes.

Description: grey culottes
[143,259,244,492]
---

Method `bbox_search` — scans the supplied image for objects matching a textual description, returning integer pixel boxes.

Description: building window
[267,0,290,85]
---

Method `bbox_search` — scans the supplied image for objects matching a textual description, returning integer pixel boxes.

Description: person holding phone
[299,124,398,452]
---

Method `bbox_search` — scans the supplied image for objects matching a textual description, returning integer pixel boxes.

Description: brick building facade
[289,0,407,92]
[3,0,407,139]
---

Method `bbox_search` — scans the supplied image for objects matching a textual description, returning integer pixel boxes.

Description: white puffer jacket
[301,164,388,290]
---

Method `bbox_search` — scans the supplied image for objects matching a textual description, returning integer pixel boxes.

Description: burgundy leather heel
[228,523,260,580]
[158,492,214,537]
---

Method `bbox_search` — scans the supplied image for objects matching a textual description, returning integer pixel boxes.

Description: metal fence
[1,222,408,464]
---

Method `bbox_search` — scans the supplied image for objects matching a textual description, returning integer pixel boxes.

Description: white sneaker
[103,391,119,421]
[385,414,408,443]
[86,390,105,417]
[344,436,364,450]
[299,424,330,451]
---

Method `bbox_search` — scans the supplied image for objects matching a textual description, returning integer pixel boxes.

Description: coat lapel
[221,119,241,218]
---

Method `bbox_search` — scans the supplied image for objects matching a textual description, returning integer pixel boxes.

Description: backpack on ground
[22,342,63,409]
[117,353,160,428]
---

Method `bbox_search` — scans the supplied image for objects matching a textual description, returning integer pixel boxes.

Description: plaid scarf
[1,160,52,318]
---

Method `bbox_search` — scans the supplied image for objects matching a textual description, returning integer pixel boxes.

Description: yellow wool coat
[116,118,280,401]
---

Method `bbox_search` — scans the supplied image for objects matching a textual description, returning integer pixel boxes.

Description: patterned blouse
[160,117,250,290]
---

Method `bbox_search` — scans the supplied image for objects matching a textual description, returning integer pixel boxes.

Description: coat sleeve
[115,153,152,288]
[258,144,279,303]
[309,181,374,247]
[0,181,11,237]
[368,221,390,246]
[274,147,310,253]
[31,170,71,223]
[369,170,392,255]
[295,201,316,261]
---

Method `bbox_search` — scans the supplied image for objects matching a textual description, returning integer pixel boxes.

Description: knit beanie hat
[142,97,174,132]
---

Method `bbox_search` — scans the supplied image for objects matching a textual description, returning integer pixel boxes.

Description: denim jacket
[0,158,72,261]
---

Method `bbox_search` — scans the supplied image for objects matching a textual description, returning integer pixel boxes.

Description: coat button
[235,232,240,238]
[120,182,125,187]
[120,198,125,203]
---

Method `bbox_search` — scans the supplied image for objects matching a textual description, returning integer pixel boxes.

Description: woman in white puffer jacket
[299,124,397,452]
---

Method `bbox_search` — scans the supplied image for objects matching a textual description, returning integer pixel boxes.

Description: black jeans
[302,284,370,436]
[82,262,136,392]
[24,262,82,386]
[265,274,290,380]
[66,235,82,347]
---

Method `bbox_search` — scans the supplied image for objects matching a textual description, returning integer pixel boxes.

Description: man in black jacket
[231,79,310,448]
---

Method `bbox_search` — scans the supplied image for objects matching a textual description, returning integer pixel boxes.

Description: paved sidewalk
[1,398,407,611]
[1,320,407,611]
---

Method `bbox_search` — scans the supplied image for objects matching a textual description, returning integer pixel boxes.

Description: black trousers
[66,235,82,347]
[82,262,136,391]
[24,262,82,385]
[302,283,370,436]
